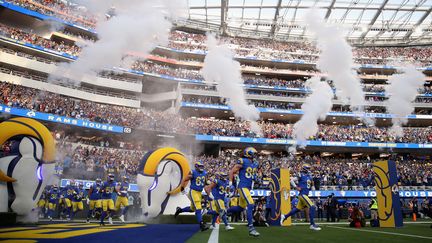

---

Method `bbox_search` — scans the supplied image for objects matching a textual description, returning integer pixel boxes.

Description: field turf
[187,222,432,243]
[0,221,430,242]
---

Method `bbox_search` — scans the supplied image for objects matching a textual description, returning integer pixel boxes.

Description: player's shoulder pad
[237,158,244,165]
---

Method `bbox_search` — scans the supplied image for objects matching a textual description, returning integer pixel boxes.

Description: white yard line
[228,221,430,226]
[207,224,220,243]
[327,225,432,240]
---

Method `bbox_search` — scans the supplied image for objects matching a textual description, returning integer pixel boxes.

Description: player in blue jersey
[37,188,49,218]
[47,185,60,221]
[205,172,234,230]
[62,180,76,220]
[115,176,130,223]
[281,163,321,230]
[174,161,209,231]
[87,178,102,223]
[227,147,260,237]
[100,174,117,226]
[71,183,85,220]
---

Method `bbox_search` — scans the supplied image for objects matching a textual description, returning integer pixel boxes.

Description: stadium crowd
[55,142,145,182]
[169,31,432,66]
[6,0,97,28]
[186,118,432,143]
[2,2,432,67]
[23,136,431,188]
[194,151,432,189]
[2,81,432,144]
[1,22,432,99]
[0,81,187,131]
[0,23,81,56]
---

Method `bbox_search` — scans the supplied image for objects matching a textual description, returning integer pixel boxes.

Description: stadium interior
[0,0,431,242]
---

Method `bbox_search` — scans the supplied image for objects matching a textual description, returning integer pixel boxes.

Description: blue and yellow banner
[268,168,291,226]
[373,160,403,227]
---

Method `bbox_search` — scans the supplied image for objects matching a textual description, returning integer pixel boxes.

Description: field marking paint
[327,226,432,240]
[229,221,430,226]
[208,224,219,243]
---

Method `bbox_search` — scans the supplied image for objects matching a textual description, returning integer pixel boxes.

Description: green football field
[187,222,432,243]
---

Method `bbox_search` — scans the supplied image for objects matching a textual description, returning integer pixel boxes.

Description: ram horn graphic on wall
[0,117,56,216]
[137,147,190,218]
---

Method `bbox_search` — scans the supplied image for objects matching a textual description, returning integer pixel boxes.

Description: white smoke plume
[54,0,187,81]
[292,77,333,144]
[386,65,425,136]
[304,9,366,114]
[201,35,261,135]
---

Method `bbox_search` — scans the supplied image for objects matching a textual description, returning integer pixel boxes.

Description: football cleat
[209,225,216,230]
[310,224,322,231]
[174,207,182,218]
[119,215,125,223]
[200,221,209,232]
[280,214,286,225]
[225,225,235,231]
[249,228,260,237]
[108,217,113,225]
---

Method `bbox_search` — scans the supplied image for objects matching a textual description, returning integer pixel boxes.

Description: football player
[281,163,321,230]
[87,178,102,223]
[71,183,85,220]
[115,176,130,223]
[100,174,117,226]
[205,172,234,231]
[174,161,209,231]
[227,147,260,237]
[37,188,49,218]
[63,180,76,220]
[47,185,60,221]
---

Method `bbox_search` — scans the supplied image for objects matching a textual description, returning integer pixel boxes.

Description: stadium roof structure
[179,0,432,45]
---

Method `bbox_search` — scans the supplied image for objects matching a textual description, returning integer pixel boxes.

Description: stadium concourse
[1,0,432,243]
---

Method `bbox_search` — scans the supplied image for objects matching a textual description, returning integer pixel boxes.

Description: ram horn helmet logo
[137,147,190,218]
[0,117,56,215]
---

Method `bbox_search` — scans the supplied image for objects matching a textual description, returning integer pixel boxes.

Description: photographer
[348,206,366,228]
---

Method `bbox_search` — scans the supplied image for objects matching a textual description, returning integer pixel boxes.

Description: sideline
[327,225,432,240]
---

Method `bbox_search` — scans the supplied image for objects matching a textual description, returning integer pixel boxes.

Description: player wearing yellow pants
[102,199,115,211]
[71,183,85,220]
[205,172,234,230]
[37,190,48,218]
[280,163,321,231]
[63,180,76,219]
[174,161,209,231]
[115,176,130,223]
[100,174,117,226]
[47,185,60,220]
[227,147,260,237]
[89,199,102,210]
[87,178,102,223]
